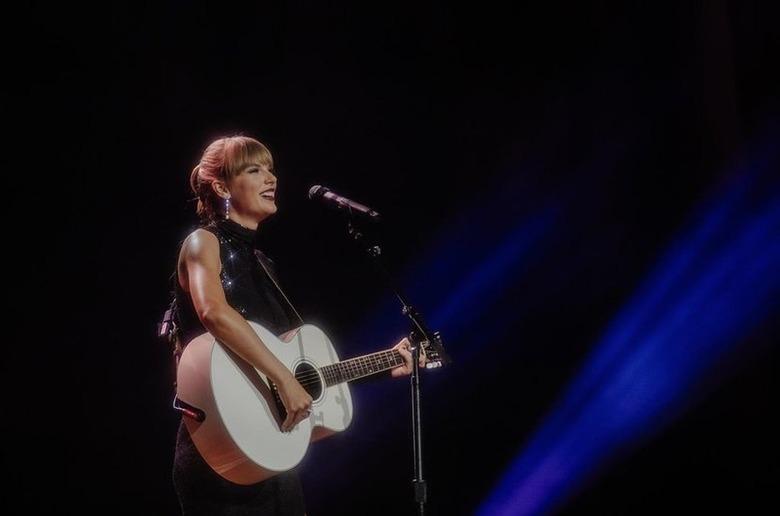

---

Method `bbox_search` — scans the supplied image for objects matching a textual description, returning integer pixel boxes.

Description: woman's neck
[227,214,260,231]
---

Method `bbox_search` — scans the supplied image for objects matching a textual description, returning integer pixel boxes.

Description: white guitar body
[176,323,354,485]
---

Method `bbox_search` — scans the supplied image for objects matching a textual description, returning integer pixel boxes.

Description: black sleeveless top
[171,219,306,516]
[174,219,301,346]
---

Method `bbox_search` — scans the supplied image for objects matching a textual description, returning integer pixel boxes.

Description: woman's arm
[179,229,312,432]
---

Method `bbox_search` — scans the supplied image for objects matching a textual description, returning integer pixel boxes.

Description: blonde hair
[189,135,274,221]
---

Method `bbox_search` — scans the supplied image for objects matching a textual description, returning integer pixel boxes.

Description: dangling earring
[224,197,231,220]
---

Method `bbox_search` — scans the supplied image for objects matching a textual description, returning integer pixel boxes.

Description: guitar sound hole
[295,362,323,400]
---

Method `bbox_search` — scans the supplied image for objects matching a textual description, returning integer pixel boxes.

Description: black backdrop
[5,2,777,515]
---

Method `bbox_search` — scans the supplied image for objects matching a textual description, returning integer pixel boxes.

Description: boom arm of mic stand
[346,222,436,340]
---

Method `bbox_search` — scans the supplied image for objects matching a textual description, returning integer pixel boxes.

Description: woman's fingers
[282,405,312,432]
[398,344,412,369]
[397,338,426,369]
[278,380,313,432]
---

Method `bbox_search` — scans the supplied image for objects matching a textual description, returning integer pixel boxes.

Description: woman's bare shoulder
[180,228,219,262]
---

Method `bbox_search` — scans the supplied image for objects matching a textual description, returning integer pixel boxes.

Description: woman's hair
[189,135,274,222]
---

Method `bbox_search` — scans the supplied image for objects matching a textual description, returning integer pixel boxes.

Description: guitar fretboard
[320,350,405,386]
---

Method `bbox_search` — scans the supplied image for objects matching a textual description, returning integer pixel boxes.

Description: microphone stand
[346,219,442,516]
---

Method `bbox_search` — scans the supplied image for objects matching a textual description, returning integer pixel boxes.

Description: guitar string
[257,345,418,388]
[264,342,429,386]
[294,363,402,390]
[295,360,403,387]
[250,348,409,390]
[289,353,405,386]
[276,354,413,399]
[289,353,406,387]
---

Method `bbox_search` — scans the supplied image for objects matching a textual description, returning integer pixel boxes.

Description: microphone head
[308,185,330,200]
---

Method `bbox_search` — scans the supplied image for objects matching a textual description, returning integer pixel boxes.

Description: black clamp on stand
[346,218,450,516]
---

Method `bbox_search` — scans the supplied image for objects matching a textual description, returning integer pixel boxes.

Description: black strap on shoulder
[254,249,305,327]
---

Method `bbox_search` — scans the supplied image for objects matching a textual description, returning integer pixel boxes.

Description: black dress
[172,219,306,516]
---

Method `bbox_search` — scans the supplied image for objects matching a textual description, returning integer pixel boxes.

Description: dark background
[4,2,777,515]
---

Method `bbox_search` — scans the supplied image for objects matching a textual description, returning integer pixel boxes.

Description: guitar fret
[322,349,408,387]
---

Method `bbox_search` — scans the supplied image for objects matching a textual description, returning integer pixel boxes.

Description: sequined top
[174,219,300,346]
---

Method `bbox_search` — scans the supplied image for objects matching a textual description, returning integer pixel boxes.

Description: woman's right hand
[276,374,313,432]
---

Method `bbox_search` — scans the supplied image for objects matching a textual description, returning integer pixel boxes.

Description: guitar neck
[320,349,405,386]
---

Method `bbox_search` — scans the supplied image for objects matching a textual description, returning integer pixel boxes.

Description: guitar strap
[159,297,183,359]
[158,273,183,402]
[254,249,305,328]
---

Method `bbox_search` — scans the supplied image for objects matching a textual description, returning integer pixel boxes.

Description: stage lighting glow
[477,156,779,516]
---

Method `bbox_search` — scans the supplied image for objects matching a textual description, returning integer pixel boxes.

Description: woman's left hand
[390,337,426,378]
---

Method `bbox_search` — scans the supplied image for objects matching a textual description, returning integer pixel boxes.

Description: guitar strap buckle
[158,306,175,340]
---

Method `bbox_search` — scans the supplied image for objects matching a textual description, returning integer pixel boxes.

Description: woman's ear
[211,180,230,199]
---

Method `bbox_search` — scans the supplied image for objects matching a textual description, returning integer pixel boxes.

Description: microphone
[308,185,382,222]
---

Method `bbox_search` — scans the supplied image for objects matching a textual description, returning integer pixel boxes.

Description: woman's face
[226,162,277,228]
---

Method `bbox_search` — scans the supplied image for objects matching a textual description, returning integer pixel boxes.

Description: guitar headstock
[410,330,451,369]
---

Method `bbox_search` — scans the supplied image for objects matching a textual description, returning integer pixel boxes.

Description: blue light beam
[478,158,780,516]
